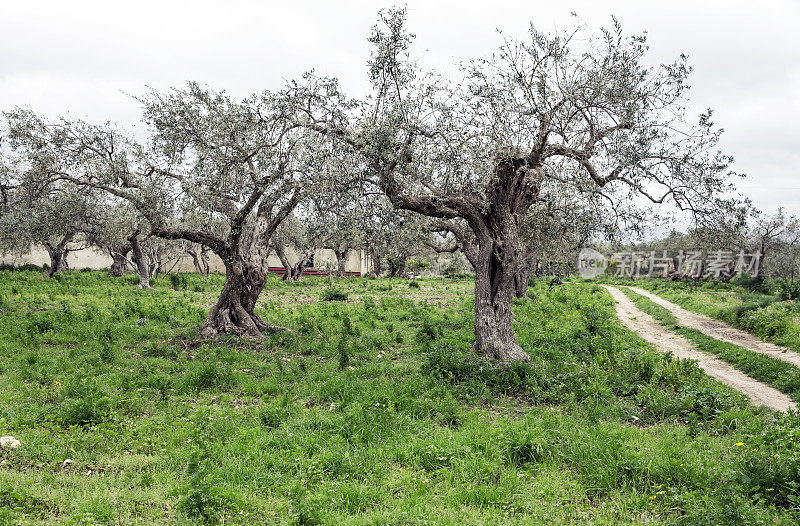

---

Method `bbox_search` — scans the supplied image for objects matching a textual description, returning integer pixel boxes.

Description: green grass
[1,271,800,523]
[620,286,800,403]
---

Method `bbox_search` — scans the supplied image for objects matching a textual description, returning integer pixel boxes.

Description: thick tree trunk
[45,247,65,277]
[274,244,302,281]
[201,257,286,338]
[369,251,382,278]
[513,252,538,298]
[388,257,406,278]
[472,226,531,363]
[108,246,131,277]
[44,234,73,277]
[514,265,531,298]
[200,249,210,275]
[129,234,151,289]
[188,249,204,275]
[334,248,349,277]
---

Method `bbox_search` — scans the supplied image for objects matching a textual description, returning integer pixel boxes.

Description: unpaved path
[601,285,795,412]
[628,286,800,369]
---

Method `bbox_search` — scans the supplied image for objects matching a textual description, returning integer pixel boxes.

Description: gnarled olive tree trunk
[471,211,531,362]
[196,191,299,338]
[109,252,129,277]
[128,232,151,289]
[382,150,540,363]
[514,251,539,298]
[274,244,313,281]
[108,242,132,277]
[187,248,210,275]
[368,250,382,278]
[201,255,272,337]
[333,247,349,277]
[44,234,73,277]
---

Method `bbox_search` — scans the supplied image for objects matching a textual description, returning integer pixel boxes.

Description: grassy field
[2,271,800,524]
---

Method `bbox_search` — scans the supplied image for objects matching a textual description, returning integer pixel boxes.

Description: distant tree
[750,208,799,276]
[0,147,99,276]
[515,197,607,295]
[185,242,211,275]
[271,213,316,281]
[361,197,430,278]
[295,10,743,361]
[85,201,139,278]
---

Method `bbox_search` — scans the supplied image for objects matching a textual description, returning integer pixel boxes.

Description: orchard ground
[3,270,800,524]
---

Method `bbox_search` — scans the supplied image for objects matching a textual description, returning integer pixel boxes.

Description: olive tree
[271,213,316,281]
[6,83,323,337]
[296,10,743,361]
[0,139,101,276]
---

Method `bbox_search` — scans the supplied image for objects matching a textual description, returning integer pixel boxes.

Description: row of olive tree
[0,10,742,361]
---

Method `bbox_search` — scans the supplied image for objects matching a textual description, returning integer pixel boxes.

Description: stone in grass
[0,436,21,449]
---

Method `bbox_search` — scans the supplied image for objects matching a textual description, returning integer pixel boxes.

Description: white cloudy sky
[1,0,798,217]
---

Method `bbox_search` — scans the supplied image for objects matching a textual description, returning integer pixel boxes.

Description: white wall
[0,245,370,275]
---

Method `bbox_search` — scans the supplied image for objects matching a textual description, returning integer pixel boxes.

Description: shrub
[407,258,431,274]
[421,342,539,398]
[169,273,189,290]
[321,287,348,302]
[442,260,468,279]
[775,278,800,301]
[731,272,771,294]
[415,317,442,343]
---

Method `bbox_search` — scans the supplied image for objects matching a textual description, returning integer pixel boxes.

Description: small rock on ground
[0,436,21,449]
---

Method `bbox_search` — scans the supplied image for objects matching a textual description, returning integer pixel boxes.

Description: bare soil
[602,285,795,412]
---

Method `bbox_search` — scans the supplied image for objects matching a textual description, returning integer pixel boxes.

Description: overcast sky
[1,0,798,218]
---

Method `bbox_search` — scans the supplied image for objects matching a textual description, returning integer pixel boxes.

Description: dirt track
[602,285,796,412]
[628,286,800,369]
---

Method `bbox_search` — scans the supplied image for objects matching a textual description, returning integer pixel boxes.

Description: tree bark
[274,244,304,281]
[108,243,132,277]
[514,265,531,298]
[200,248,210,275]
[471,220,531,363]
[514,251,538,298]
[44,234,73,277]
[379,149,540,362]
[109,252,129,277]
[334,247,349,277]
[200,256,285,338]
[388,257,406,278]
[187,249,204,275]
[369,250,382,278]
[128,233,151,289]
